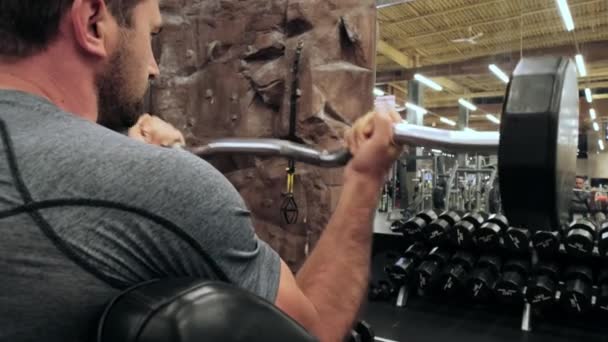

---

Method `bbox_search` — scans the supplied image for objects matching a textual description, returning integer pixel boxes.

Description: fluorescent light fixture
[575,54,587,77]
[431,149,443,154]
[458,98,477,111]
[373,88,385,96]
[585,88,593,103]
[440,117,457,126]
[464,127,476,132]
[593,122,600,131]
[414,74,443,91]
[376,0,414,9]
[599,139,605,151]
[489,64,509,83]
[486,114,501,124]
[590,108,597,120]
[405,102,428,114]
[556,0,575,32]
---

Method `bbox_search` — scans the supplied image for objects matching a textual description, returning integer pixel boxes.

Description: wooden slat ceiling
[376,0,608,131]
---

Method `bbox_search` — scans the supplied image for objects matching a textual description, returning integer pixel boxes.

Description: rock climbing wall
[151,0,377,271]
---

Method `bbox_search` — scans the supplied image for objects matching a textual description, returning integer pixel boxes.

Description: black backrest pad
[97,278,318,342]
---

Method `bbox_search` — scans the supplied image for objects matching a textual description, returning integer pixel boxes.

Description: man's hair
[576,176,586,180]
[0,0,140,58]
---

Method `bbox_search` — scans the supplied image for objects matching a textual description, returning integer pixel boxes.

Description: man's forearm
[295,171,383,341]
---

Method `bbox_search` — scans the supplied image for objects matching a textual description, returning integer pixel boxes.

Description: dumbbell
[562,264,593,314]
[353,321,374,342]
[390,219,406,234]
[416,247,452,293]
[565,219,597,257]
[368,280,394,301]
[438,250,476,296]
[347,330,362,342]
[466,254,502,302]
[503,226,531,254]
[494,258,530,304]
[597,221,608,257]
[475,214,508,250]
[423,211,463,245]
[532,230,562,256]
[451,212,488,248]
[525,260,560,307]
[596,269,608,313]
[385,243,429,286]
[401,210,438,240]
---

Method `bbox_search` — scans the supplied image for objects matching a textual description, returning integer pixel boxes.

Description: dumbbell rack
[372,210,608,336]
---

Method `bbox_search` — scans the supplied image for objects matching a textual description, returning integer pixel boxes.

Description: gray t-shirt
[0,90,280,341]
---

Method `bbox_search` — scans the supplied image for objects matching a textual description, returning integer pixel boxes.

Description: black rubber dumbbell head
[467,255,502,302]
[424,211,462,245]
[495,258,530,304]
[404,242,430,260]
[597,221,608,257]
[424,218,451,245]
[462,212,489,228]
[452,212,487,248]
[416,247,452,292]
[503,227,531,254]
[562,264,594,314]
[596,269,608,313]
[452,220,476,248]
[441,211,462,226]
[354,321,374,342]
[475,214,508,250]
[565,219,597,257]
[438,251,476,296]
[402,216,427,239]
[385,243,429,284]
[390,219,406,233]
[418,210,438,224]
[402,211,437,239]
[532,230,561,256]
[525,261,559,306]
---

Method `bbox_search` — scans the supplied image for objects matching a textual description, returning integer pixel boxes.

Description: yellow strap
[287,173,295,193]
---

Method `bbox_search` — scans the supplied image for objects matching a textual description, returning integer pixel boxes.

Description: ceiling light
[599,139,605,151]
[414,74,443,91]
[373,88,385,96]
[486,114,501,124]
[585,88,593,103]
[405,102,428,114]
[593,122,600,131]
[376,0,414,9]
[440,117,457,126]
[489,64,510,83]
[458,98,477,111]
[590,108,597,120]
[575,54,587,77]
[431,149,443,154]
[556,0,575,32]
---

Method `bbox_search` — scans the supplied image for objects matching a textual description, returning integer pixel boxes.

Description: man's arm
[275,109,402,341]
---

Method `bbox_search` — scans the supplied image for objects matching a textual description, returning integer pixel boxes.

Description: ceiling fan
[451,27,484,45]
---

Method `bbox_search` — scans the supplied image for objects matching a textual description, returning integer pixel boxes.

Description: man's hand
[344,109,404,181]
[128,114,185,148]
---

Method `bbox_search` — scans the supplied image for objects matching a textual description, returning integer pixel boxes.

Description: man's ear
[69,0,116,58]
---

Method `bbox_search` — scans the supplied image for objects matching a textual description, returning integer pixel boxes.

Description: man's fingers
[389,110,403,124]
[370,111,394,143]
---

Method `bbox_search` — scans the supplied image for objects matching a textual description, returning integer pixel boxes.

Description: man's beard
[95,47,146,131]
